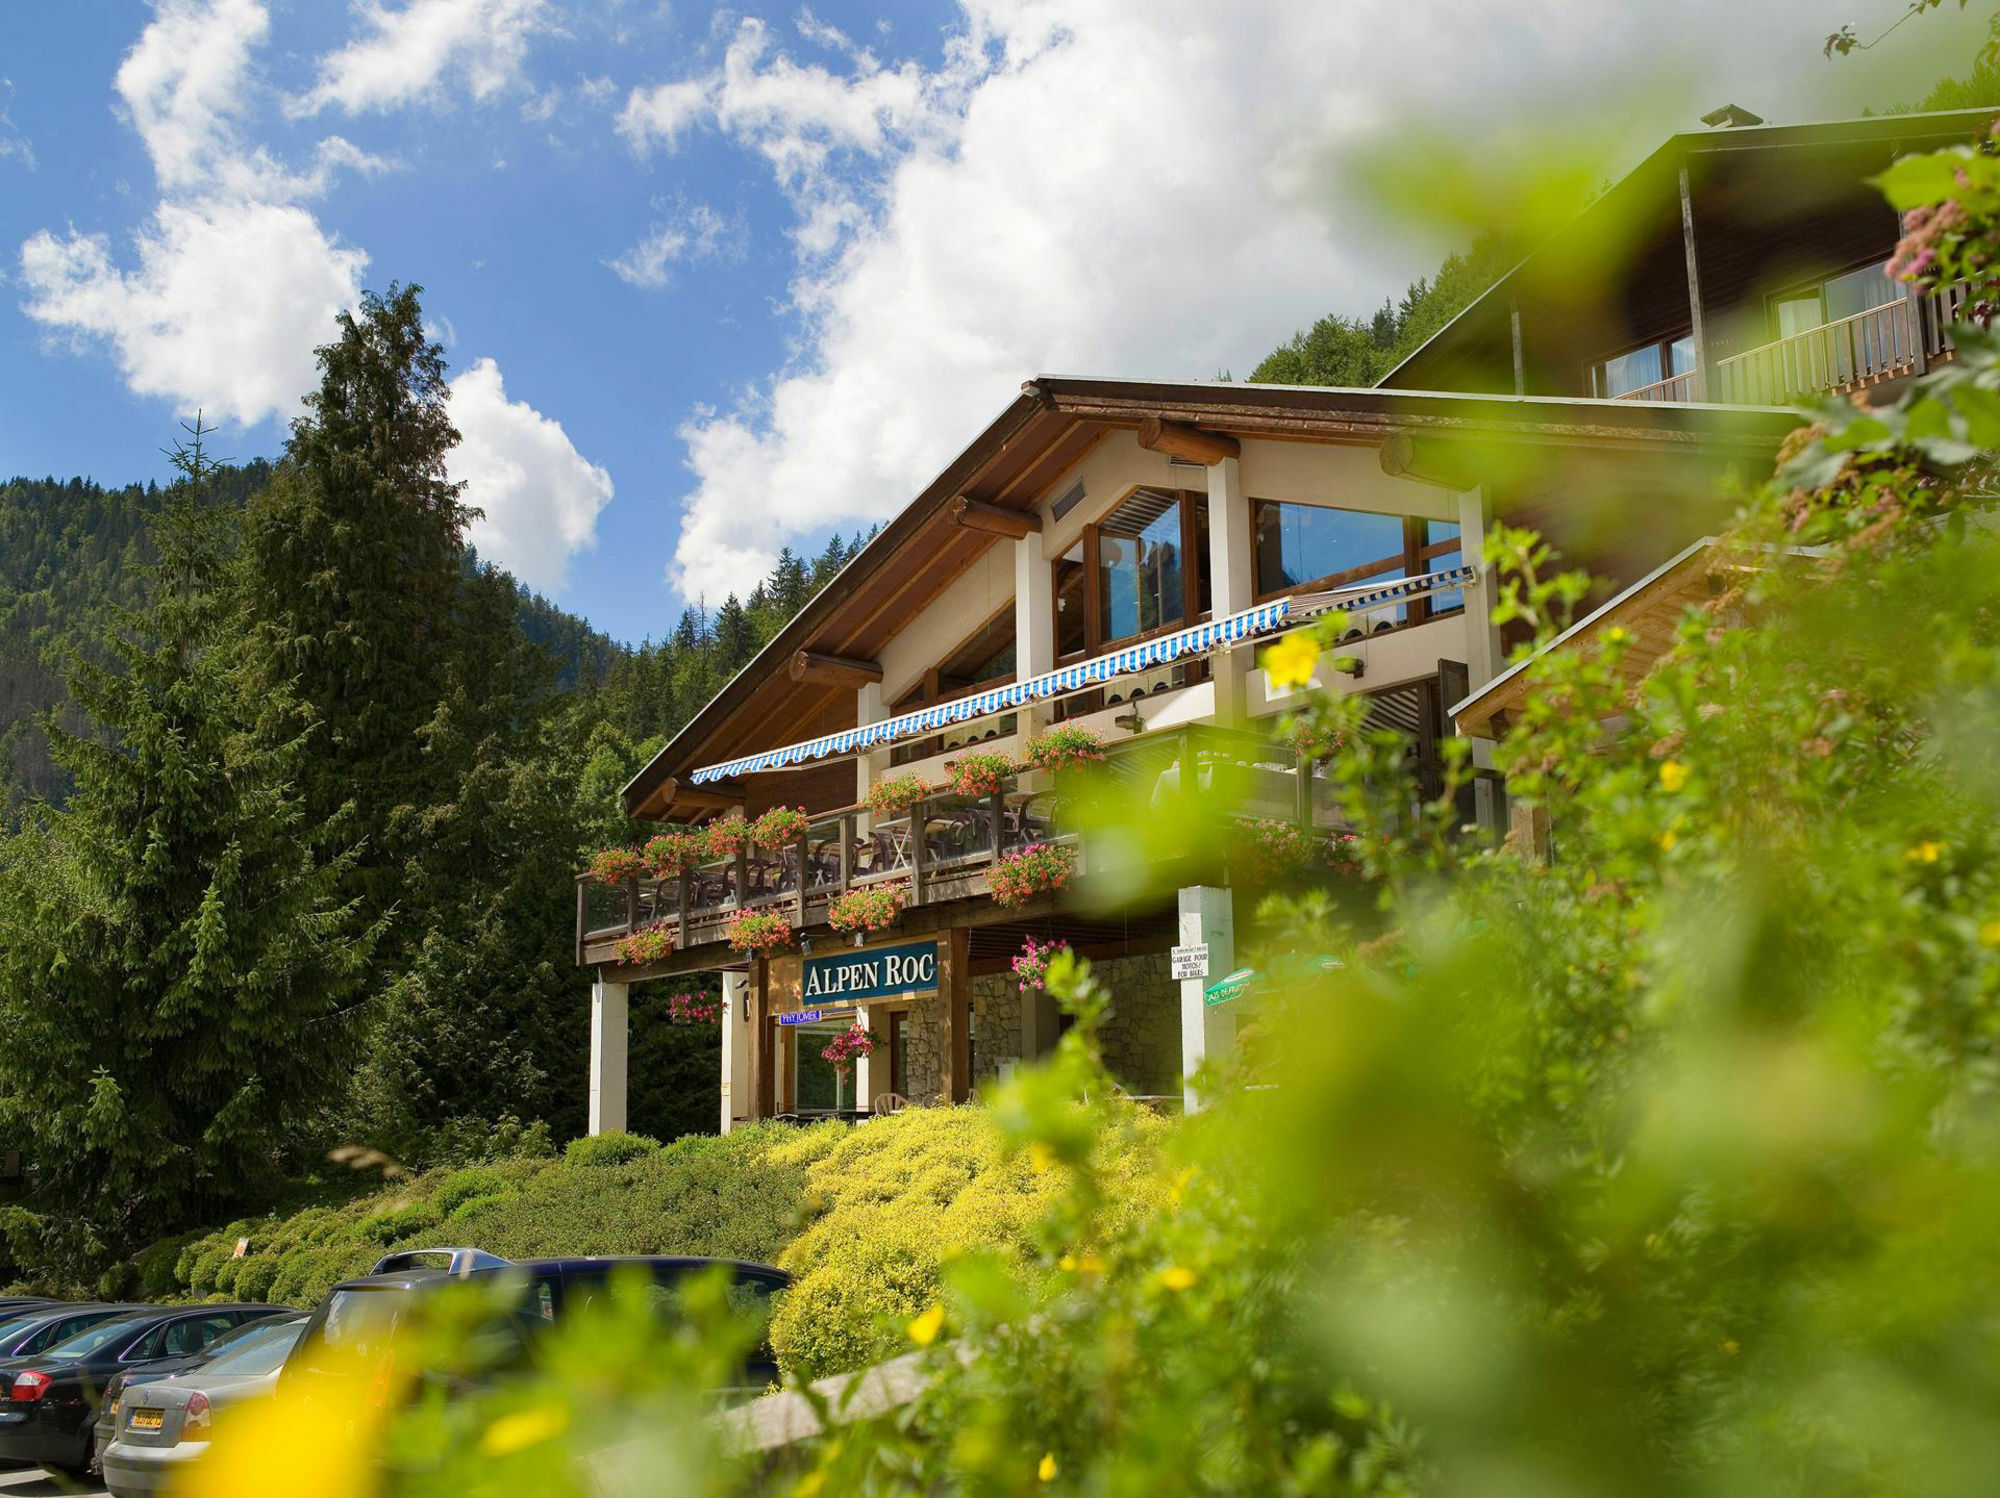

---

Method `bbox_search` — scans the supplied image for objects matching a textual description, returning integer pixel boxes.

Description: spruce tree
[0,421,377,1270]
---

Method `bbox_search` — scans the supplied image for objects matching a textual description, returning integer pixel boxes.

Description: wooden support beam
[649,776,745,812]
[1136,416,1240,465]
[788,650,883,688]
[942,929,971,1104]
[948,495,1041,538]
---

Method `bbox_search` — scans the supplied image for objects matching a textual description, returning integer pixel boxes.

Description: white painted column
[1206,456,1255,724]
[587,979,629,1136]
[854,679,888,807]
[1014,528,1055,738]
[719,971,751,1134]
[853,1038,874,1116]
[1177,885,1236,1113]
[1455,484,1500,689]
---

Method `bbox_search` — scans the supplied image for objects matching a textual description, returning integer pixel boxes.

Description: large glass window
[792,1018,857,1113]
[1590,334,1695,398]
[1096,488,1186,643]
[1254,503,1405,596]
[1774,260,1898,337]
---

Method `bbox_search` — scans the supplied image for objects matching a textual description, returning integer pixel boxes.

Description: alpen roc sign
[801,940,939,1003]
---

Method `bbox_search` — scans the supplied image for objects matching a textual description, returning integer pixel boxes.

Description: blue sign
[800,940,939,1004]
[778,1008,855,1027]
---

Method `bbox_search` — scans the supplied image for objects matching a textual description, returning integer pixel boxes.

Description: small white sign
[1170,943,1210,981]
[233,1238,249,1260]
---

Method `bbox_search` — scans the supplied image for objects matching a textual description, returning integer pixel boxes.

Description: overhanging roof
[624,377,1798,820]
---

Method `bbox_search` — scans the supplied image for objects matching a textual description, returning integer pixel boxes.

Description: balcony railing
[573,726,1403,969]
[1713,281,1969,407]
[1612,369,1699,403]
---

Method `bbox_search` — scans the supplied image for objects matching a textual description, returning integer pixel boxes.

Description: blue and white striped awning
[687,563,1476,784]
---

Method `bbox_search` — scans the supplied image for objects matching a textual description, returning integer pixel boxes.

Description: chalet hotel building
[572,107,1985,1133]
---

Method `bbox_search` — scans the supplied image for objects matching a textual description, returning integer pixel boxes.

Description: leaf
[1946,384,2000,449]
[1867,149,1973,210]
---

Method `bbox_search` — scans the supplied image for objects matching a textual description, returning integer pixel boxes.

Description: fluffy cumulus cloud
[607,202,740,289]
[17,0,613,585]
[623,0,1951,592]
[293,0,556,115]
[448,358,614,591]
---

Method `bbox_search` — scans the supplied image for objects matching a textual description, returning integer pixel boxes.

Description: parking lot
[0,1469,108,1497]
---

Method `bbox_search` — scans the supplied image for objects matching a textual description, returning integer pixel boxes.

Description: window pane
[1190,496,1212,616]
[792,1021,856,1112]
[1775,293,1823,339]
[1097,495,1185,644]
[1253,502,1406,597]
[1668,336,1696,376]
[1425,521,1464,613]
[1595,344,1665,397]
[1822,261,1898,322]
[1053,542,1086,658]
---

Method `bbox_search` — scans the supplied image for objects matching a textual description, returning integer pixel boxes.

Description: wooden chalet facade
[1379,108,1990,408]
[578,378,1794,1135]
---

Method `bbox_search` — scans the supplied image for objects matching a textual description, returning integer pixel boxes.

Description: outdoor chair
[870,1092,908,1116]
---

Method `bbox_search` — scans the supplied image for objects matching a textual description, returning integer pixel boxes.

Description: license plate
[129,1408,164,1432]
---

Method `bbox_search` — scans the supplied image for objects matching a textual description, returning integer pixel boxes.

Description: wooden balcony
[1712,281,1969,407]
[1612,369,1699,404]
[574,727,1362,973]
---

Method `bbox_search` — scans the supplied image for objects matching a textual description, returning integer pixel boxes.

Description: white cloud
[628,0,1977,592]
[19,200,368,426]
[607,202,738,288]
[294,0,556,115]
[448,358,614,592]
[0,78,35,171]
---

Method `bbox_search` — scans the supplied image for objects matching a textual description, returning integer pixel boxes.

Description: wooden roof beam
[788,650,882,688]
[1137,416,1240,465]
[949,496,1041,538]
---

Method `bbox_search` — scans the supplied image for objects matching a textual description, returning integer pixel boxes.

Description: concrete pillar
[587,979,629,1136]
[855,680,887,805]
[1206,456,1255,724]
[1020,983,1058,1064]
[719,971,751,1134]
[1014,528,1055,737]
[853,1036,874,1116]
[1455,485,1499,689]
[942,930,971,1103]
[1177,885,1236,1113]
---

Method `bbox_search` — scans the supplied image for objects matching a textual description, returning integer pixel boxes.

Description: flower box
[642,830,706,879]
[866,775,932,819]
[1284,716,1346,764]
[827,883,908,934]
[990,842,1076,908]
[588,847,646,884]
[750,806,811,850]
[702,814,751,860]
[614,920,676,966]
[726,907,794,956]
[948,751,1017,798]
[1021,725,1106,777]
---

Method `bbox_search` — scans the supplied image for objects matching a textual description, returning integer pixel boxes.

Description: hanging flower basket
[667,990,721,1025]
[750,806,812,850]
[1284,716,1346,764]
[642,830,706,879]
[702,814,751,860]
[866,775,932,820]
[1231,819,1321,885]
[1011,935,1071,994]
[614,920,676,966]
[588,847,646,884]
[827,883,908,934]
[821,1023,878,1077]
[990,843,1076,908]
[726,907,794,956]
[949,751,1017,798]
[1021,725,1106,777]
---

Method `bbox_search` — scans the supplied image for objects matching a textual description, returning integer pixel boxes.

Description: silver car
[100,1314,308,1497]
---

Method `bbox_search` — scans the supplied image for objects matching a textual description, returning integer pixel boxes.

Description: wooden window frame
[1584,331,1695,398]
[1055,487,1211,665]
[1249,500,1464,631]
[887,601,1021,767]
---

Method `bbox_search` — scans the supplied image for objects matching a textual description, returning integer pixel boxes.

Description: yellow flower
[1605,626,1630,644]
[481,1403,570,1458]
[795,1473,826,1498]
[1657,829,1677,852]
[1039,1452,1059,1483]
[1981,920,2000,948]
[1077,1252,1107,1274]
[1168,1165,1199,1206]
[1658,760,1688,793]
[1029,1141,1056,1172]
[907,1304,946,1346]
[1262,632,1321,688]
[1906,840,1944,864]
[1057,1253,1077,1271]
[1158,1265,1198,1291]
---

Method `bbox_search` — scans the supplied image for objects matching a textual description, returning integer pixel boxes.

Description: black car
[0,1304,153,1363]
[282,1248,790,1398]
[0,1303,288,1475]
[0,1298,57,1320]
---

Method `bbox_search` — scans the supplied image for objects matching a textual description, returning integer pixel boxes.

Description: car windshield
[199,1320,305,1377]
[0,1316,30,1343]
[291,1289,405,1375]
[44,1316,148,1360]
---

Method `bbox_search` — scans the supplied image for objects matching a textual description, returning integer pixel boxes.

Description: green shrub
[444,1193,513,1229]
[356,1201,442,1245]
[431,1168,515,1217]
[135,1233,199,1299]
[234,1255,280,1303]
[563,1131,662,1168]
[187,1244,231,1297]
[212,1256,241,1294]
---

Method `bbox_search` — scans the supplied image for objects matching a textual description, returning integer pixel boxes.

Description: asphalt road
[0,1467,109,1497]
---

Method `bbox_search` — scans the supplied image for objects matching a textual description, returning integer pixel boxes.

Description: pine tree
[0,421,377,1268]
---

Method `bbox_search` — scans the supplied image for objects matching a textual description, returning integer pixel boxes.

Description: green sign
[801,940,938,1003]
[1204,955,1344,1007]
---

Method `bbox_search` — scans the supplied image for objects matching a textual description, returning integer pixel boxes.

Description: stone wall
[1094,949,1181,1098]
[900,998,947,1105]
[971,974,1023,1091]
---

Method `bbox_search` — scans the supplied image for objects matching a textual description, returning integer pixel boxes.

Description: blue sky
[0,1,1978,645]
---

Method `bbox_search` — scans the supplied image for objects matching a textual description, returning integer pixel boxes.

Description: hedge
[130,1110,1166,1383]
